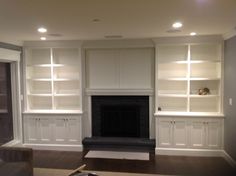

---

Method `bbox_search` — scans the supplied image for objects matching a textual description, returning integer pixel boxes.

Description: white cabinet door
[86,49,119,89]
[53,116,81,144]
[24,118,38,143]
[189,121,205,148]
[24,116,53,144]
[119,48,153,89]
[206,120,222,149]
[67,118,81,144]
[37,118,53,143]
[172,120,188,148]
[158,119,173,147]
[54,118,67,143]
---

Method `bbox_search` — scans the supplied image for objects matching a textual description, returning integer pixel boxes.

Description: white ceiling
[0,0,236,45]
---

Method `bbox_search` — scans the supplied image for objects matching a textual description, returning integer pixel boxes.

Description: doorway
[0,62,13,145]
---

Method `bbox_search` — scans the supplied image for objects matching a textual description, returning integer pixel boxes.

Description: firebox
[92,96,149,138]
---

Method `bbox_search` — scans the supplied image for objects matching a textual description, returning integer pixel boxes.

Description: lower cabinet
[23,114,82,146]
[54,117,81,144]
[189,119,222,149]
[156,117,223,150]
[158,118,188,148]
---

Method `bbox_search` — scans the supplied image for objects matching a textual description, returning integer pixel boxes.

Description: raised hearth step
[82,137,155,151]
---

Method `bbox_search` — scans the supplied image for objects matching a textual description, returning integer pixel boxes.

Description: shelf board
[28,94,52,97]
[190,77,220,81]
[159,60,220,64]
[158,94,187,98]
[190,60,221,64]
[155,111,224,117]
[159,60,188,64]
[23,110,83,114]
[158,78,188,81]
[189,94,219,98]
[54,93,80,97]
[27,64,51,67]
[53,78,79,81]
[27,78,52,81]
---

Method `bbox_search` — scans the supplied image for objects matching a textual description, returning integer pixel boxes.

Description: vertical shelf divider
[50,48,55,110]
[187,45,191,112]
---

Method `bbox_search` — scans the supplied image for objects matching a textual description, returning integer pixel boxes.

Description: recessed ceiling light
[172,22,183,29]
[92,19,101,22]
[190,32,197,36]
[40,37,46,40]
[38,27,47,33]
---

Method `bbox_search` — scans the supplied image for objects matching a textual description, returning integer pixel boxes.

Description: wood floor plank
[33,150,236,176]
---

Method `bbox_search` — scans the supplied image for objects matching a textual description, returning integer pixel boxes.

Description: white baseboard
[2,140,21,147]
[155,147,224,157]
[23,144,83,152]
[222,150,236,168]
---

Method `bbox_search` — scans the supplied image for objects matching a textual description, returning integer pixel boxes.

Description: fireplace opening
[92,96,149,138]
[101,105,140,137]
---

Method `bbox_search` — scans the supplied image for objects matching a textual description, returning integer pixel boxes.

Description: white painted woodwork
[156,117,223,150]
[158,118,172,147]
[172,120,188,147]
[119,48,153,88]
[156,42,222,115]
[86,49,119,89]
[24,116,53,144]
[189,120,205,148]
[67,118,81,143]
[206,120,222,148]
[23,114,82,145]
[24,47,82,112]
[54,118,67,143]
[157,118,188,148]
[86,48,154,90]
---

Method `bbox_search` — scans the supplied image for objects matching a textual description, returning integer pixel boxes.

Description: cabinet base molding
[155,147,224,157]
[222,150,236,168]
[23,144,83,152]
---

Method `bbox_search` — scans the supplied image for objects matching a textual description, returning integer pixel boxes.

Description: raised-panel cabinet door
[54,118,67,143]
[37,118,52,143]
[158,119,173,147]
[24,118,38,143]
[206,120,222,149]
[67,118,81,144]
[86,49,119,89]
[189,121,205,148]
[119,48,153,89]
[173,120,188,148]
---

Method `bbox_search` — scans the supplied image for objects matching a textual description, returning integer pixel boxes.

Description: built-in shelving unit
[156,43,222,115]
[25,47,81,113]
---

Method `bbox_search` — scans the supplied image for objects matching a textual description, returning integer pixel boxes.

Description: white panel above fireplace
[86,48,154,90]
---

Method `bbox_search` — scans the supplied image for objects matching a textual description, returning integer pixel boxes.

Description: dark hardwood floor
[33,150,236,176]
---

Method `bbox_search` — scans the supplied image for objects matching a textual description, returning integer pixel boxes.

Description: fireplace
[92,96,149,138]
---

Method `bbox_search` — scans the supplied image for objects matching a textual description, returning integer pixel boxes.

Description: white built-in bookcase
[156,43,222,115]
[24,47,82,113]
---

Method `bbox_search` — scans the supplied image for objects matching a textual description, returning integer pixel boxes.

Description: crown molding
[223,28,236,40]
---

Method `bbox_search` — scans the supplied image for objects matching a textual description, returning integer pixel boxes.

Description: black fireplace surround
[92,96,149,138]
